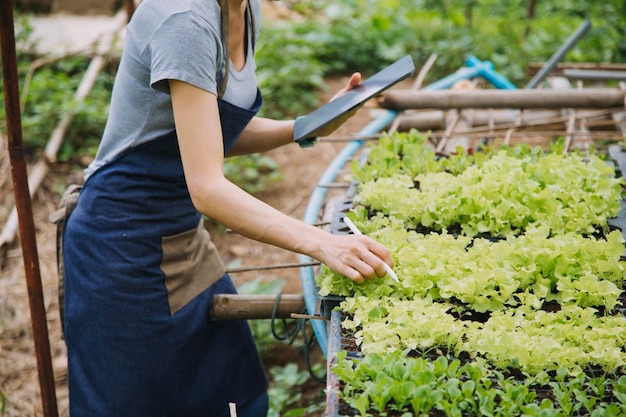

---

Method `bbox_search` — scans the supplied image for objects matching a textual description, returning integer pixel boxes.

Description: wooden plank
[379,89,625,110]
[527,63,626,77]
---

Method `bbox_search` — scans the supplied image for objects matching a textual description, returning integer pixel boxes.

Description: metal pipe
[465,55,518,90]
[525,19,592,89]
[0,3,59,417]
[563,69,626,81]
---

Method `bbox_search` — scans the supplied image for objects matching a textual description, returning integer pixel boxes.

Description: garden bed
[326,296,626,416]
[319,131,626,416]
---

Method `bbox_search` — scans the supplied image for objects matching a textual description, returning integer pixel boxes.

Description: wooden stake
[211,294,305,321]
[0,2,59,415]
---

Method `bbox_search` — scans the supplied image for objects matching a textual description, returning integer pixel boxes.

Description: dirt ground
[0,65,400,415]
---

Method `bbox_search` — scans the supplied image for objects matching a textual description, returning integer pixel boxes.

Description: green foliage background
[257,0,625,119]
[1,0,625,190]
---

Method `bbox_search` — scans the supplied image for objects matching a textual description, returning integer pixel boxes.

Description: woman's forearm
[226,117,296,156]
[190,174,324,256]
[188,174,393,284]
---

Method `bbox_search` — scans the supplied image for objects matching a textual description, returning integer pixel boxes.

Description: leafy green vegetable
[326,134,626,414]
[353,132,624,238]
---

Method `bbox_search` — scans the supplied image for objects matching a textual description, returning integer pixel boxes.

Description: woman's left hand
[330,72,362,101]
[308,72,362,137]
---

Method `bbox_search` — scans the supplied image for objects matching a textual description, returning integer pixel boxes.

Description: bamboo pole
[427,130,622,140]
[397,109,564,132]
[0,2,59,416]
[379,89,626,110]
[211,294,306,321]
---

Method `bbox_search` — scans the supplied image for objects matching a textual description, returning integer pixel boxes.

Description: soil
[0,69,402,415]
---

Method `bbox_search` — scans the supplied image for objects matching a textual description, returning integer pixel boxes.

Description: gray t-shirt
[85,0,260,179]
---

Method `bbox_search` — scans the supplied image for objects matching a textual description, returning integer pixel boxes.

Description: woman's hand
[308,72,363,138]
[330,72,362,101]
[232,72,364,155]
[311,232,395,284]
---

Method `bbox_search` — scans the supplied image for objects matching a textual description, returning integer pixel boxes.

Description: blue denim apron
[63,91,268,417]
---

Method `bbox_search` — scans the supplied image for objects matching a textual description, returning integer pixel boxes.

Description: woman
[62,0,394,415]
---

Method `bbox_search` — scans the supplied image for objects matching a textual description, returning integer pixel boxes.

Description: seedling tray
[322,145,626,416]
[325,294,626,416]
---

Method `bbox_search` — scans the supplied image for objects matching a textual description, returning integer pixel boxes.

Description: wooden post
[211,294,306,321]
[0,2,59,416]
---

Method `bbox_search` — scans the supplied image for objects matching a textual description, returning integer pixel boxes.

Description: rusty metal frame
[0,1,59,416]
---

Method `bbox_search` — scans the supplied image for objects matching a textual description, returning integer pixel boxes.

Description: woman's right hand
[311,233,395,284]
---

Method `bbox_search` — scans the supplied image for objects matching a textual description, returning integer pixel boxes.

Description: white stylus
[343,217,400,282]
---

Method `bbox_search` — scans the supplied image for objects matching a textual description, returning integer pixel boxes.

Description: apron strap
[217,0,229,98]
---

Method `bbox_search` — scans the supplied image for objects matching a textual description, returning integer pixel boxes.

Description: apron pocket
[160,220,225,315]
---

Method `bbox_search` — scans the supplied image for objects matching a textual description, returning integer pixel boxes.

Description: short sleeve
[145,11,223,95]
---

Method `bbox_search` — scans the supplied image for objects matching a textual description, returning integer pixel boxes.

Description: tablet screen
[294,55,416,143]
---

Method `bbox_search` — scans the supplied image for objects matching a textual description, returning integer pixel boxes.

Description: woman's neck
[224,0,248,71]
[219,0,246,11]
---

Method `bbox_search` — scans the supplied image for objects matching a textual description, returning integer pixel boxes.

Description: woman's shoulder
[132,0,221,27]
[127,0,223,50]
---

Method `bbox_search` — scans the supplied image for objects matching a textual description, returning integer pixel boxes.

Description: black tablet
[294,54,416,144]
